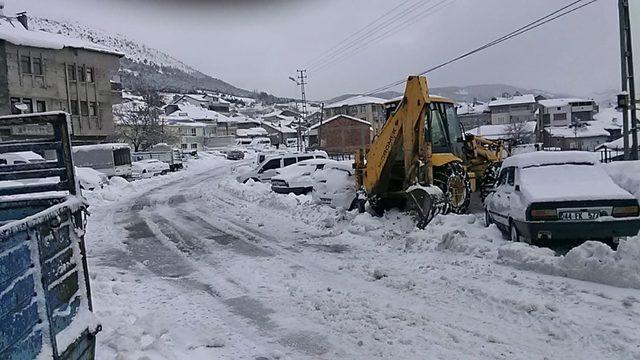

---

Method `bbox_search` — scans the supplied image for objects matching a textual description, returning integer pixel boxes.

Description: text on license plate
[560,211,600,221]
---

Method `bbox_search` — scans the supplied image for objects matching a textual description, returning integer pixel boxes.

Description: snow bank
[498,238,640,289]
[604,161,640,200]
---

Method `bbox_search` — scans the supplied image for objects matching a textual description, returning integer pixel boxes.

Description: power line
[303,0,415,69]
[307,0,434,70]
[312,0,455,73]
[363,0,599,96]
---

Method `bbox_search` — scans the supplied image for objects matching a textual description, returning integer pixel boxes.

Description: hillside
[29,17,255,97]
[326,84,573,105]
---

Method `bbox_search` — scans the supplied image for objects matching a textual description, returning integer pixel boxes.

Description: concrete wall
[317,116,371,154]
[2,42,121,142]
[490,104,536,125]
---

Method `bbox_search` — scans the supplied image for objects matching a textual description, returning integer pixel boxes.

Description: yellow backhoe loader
[353,75,506,227]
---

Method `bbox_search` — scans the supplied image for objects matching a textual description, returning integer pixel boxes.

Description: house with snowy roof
[307,114,373,154]
[541,107,622,151]
[170,93,231,114]
[0,12,123,143]
[323,95,387,134]
[162,102,237,149]
[537,98,598,128]
[488,94,537,125]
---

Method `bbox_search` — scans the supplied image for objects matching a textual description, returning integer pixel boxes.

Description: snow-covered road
[84,156,640,359]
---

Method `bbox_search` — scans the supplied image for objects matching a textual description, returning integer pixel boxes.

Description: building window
[80,101,89,116]
[190,143,198,149]
[20,55,31,74]
[22,98,33,113]
[554,113,567,121]
[190,128,197,136]
[10,97,21,114]
[89,102,97,116]
[67,65,76,81]
[36,100,46,113]
[77,65,86,82]
[86,67,94,83]
[70,100,79,116]
[32,57,43,75]
[181,144,188,150]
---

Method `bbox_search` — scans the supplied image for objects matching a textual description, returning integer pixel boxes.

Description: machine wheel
[433,162,471,215]
[480,163,501,202]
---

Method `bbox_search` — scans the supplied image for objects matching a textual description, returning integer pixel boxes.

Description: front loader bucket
[406,185,445,229]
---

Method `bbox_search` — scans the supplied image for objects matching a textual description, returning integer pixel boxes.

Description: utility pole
[619,0,638,160]
[289,69,308,152]
[318,102,325,149]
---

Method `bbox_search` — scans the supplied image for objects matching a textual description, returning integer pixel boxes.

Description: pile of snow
[604,161,640,200]
[498,239,640,289]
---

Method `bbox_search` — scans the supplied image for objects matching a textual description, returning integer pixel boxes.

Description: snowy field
[82,154,640,359]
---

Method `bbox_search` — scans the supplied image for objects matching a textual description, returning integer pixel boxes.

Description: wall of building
[542,132,608,151]
[3,43,121,142]
[317,116,371,154]
[490,104,536,125]
[324,103,385,133]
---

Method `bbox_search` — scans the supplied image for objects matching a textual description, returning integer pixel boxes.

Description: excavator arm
[354,76,444,226]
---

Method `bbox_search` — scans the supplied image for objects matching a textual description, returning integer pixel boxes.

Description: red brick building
[309,115,372,155]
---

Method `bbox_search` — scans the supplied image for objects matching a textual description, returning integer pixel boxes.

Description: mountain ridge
[29,17,258,97]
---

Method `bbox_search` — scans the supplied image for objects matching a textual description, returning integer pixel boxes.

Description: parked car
[236,151,328,183]
[226,149,246,160]
[484,151,640,246]
[270,159,333,194]
[76,167,109,190]
[0,151,46,165]
[311,161,358,210]
[132,159,171,179]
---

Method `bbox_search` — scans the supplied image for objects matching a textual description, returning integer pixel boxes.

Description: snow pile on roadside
[604,161,640,200]
[498,238,640,289]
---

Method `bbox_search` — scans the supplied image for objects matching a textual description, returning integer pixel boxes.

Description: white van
[236,151,328,183]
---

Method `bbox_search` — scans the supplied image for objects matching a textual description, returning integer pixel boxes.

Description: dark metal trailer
[0,112,99,359]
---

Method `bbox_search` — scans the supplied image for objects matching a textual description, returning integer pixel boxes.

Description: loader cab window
[428,104,450,152]
[445,103,465,158]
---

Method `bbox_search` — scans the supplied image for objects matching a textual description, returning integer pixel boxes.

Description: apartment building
[487,94,537,125]
[0,13,123,143]
[323,95,387,133]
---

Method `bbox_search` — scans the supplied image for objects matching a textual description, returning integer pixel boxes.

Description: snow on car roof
[502,151,598,169]
[520,163,634,203]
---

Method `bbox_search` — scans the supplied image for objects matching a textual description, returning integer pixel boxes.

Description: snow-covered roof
[325,95,387,109]
[457,102,489,116]
[466,121,536,140]
[0,16,123,56]
[237,127,268,137]
[166,121,210,128]
[544,125,610,139]
[308,115,371,130]
[538,98,594,108]
[261,122,297,134]
[503,151,598,169]
[488,94,536,107]
[73,143,130,152]
[164,103,232,123]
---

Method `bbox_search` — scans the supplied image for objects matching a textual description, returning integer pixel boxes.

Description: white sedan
[75,167,109,190]
[270,159,333,195]
[311,161,358,210]
[484,151,640,246]
[132,159,170,179]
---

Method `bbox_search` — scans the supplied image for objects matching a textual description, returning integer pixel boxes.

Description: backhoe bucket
[406,185,445,229]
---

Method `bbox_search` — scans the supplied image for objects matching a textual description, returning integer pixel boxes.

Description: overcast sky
[8,0,633,100]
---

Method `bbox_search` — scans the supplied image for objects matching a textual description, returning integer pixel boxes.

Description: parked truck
[0,112,99,359]
[72,143,132,179]
[132,143,183,172]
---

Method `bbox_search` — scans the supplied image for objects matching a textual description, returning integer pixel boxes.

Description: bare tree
[113,101,177,152]
[505,118,531,146]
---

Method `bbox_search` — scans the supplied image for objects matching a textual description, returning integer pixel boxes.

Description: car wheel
[509,221,521,242]
[484,209,492,227]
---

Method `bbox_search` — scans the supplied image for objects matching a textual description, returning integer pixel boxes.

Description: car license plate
[559,211,599,221]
